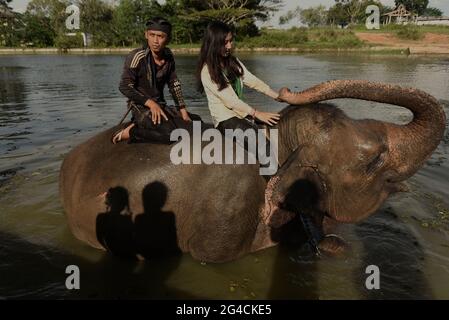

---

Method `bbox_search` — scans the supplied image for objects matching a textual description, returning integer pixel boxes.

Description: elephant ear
[263,148,323,228]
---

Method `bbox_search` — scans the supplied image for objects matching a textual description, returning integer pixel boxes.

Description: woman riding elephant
[196,21,283,171]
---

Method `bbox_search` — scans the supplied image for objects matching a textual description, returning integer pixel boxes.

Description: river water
[0,53,448,299]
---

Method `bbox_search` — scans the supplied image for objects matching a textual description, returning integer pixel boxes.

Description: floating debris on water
[229,281,238,293]
[416,205,449,231]
[0,167,24,189]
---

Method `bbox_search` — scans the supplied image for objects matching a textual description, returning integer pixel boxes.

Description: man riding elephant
[112,16,199,144]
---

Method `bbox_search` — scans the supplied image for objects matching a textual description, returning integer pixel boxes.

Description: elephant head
[264,80,446,226]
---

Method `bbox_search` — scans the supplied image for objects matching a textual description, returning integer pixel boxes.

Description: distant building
[382,5,418,25]
[382,4,449,27]
[416,16,449,26]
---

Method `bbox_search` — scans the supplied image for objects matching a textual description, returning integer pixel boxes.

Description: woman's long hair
[196,21,243,93]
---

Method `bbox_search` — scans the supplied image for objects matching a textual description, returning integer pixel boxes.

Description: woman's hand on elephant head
[254,111,280,126]
[277,87,293,103]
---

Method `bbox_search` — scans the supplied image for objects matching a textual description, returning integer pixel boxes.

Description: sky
[8,0,449,28]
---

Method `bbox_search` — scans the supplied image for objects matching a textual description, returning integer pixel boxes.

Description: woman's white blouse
[201,59,278,127]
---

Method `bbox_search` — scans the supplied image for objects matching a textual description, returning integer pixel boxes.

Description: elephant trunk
[279,80,446,180]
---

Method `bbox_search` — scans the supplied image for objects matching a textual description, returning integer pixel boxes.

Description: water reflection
[0,231,196,299]
[354,207,433,299]
[268,215,319,299]
[0,65,30,170]
[0,67,28,119]
[300,54,449,99]
[0,66,28,104]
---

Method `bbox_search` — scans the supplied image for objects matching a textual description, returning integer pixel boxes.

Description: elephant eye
[366,153,384,174]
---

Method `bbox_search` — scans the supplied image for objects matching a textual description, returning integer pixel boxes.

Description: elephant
[59,80,446,263]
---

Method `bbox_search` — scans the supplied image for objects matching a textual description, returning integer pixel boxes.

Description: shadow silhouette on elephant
[92,181,196,298]
[96,186,136,259]
[134,182,181,259]
[96,182,181,260]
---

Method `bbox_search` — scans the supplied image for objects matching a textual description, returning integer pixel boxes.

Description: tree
[0,0,13,9]
[394,0,429,15]
[21,12,56,46]
[112,0,163,47]
[327,2,348,26]
[279,6,299,25]
[161,0,203,44]
[26,0,69,35]
[301,6,328,27]
[185,0,281,25]
[344,0,364,24]
[1,1,23,47]
[182,0,281,33]
[422,7,443,17]
[326,0,385,26]
[76,0,115,46]
[280,5,328,27]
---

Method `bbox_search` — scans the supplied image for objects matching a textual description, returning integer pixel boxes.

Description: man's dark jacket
[119,46,185,108]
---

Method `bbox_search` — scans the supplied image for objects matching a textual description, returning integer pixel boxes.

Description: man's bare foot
[112,123,135,144]
[98,191,108,199]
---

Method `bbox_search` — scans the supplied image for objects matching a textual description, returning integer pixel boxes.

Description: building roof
[382,4,416,17]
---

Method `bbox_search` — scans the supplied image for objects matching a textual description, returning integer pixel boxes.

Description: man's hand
[180,108,192,122]
[145,99,168,125]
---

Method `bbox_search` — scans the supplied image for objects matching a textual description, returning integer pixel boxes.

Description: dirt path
[356,32,449,54]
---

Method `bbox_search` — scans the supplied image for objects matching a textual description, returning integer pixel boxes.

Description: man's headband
[146,20,172,36]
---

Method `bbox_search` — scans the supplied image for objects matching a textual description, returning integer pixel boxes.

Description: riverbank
[356,32,449,55]
[0,46,434,55]
[0,46,415,55]
[2,26,449,55]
